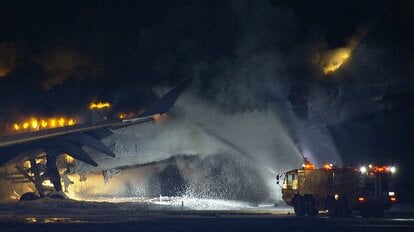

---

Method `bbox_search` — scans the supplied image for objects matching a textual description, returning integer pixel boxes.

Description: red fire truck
[278,158,397,217]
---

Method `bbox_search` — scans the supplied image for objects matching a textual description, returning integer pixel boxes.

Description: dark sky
[0,0,413,196]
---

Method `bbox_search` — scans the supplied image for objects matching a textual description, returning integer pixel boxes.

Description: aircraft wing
[0,78,192,167]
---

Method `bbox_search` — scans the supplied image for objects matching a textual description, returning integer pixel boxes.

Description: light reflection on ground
[73,196,290,211]
[25,217,86,223]
[0,197,293,224]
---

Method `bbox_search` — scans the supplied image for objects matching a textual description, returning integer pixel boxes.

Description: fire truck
[278,158,397,217]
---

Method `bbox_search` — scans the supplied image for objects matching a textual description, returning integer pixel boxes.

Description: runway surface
[0,197,413,231]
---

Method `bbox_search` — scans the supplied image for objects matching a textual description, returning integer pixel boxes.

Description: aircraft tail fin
[138,78,192,117]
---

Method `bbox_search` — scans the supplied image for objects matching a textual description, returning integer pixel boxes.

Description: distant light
[389,166,396,174]
[368,164,372,169]
[358,197,365,202]
[390,197,397,202]
[334,194,340,201]
[388,192,395,197]
[360,166,367,174]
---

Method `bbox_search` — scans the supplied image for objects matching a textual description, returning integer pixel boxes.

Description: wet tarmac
[0,198,413,231]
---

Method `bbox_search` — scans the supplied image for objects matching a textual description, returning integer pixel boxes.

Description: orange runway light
[390,197,397,202]
[358,197,365,202]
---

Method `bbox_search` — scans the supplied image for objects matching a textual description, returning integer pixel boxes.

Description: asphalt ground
[0,200,413,231]
[1,212,414,232]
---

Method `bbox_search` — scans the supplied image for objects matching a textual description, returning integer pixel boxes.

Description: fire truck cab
[279,159,397,217]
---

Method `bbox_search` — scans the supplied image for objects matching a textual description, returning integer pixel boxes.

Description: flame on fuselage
[10,116,77,132]
[89,102,111,110]
[152,113,170,123]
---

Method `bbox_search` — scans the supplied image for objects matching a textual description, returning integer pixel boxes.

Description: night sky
[0,1,413,199]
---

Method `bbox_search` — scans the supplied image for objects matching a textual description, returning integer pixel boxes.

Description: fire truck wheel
[326,197,338,217]
[293,196,305,216]
[360,208,372,218]
[372,209,384,218]
[304,195,318,217]
[49,192,66,200]
[19,192,39,201]
[338,197,351,218]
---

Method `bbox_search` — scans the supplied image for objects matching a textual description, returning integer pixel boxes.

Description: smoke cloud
[36,48,100,89]
[0,42,18,77]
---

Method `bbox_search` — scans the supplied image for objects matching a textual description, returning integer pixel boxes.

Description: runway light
[334,194,340,201]
[358,197,365,202]
[390,197,397,202]
[388,192,395,197]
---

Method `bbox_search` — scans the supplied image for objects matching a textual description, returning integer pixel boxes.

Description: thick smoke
[73,93,303,202]
[35,48,100,89]
[0,42,19,77]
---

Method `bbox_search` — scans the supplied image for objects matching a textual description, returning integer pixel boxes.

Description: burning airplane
[0,78,192,201]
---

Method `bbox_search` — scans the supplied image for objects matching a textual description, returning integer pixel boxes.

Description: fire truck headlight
[388,192,395,197]
[360,166,367,174]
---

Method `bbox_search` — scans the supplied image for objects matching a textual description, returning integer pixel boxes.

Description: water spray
[198,123,276,175]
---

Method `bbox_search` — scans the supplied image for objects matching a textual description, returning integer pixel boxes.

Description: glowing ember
[68,119,75,126]
[152,113,170,123]
[118,112,135,119]
[63,154,75,164]
[11,116,77,132]
[89,102,111,110]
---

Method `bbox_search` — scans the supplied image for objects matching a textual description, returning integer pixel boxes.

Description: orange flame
[11,116,77,132]
[89,102,111,110]
[320,48,351,74]
[152,113,170,123]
